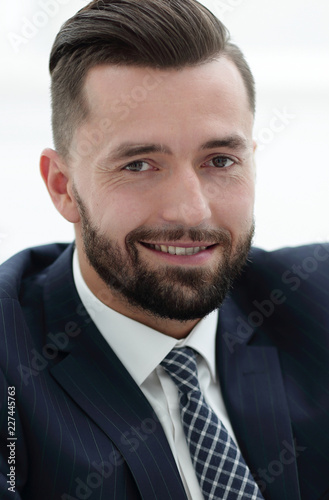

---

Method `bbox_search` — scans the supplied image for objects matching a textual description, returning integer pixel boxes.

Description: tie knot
[161,346,200,393]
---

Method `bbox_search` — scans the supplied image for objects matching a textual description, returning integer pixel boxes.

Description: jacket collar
[43,244,187,500]
[43,243,302,499]
[217,291,301,500]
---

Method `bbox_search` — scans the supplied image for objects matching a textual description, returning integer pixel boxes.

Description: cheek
[92,190,152,242]
[210,178,255,231]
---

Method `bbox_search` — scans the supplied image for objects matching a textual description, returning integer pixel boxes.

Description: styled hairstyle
[50,0,255,159]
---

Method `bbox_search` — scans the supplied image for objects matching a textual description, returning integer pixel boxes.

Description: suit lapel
[217,295,301,500]
[43,245,187,500]
[41,244,303,499]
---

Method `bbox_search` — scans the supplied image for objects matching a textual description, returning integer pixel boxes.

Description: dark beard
[74,188,254,321]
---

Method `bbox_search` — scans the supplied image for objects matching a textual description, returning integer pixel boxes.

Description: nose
[159,165,212,227]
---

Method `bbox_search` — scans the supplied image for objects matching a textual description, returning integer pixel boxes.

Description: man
[0,0,328,499]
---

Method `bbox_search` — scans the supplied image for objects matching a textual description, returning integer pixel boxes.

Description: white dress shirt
[73,250,238,500]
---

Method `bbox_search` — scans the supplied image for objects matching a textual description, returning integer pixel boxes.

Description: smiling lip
[140,241,216,256]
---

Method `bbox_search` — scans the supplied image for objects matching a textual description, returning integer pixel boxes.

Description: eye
[123,160,152,172]
[204,156,235,169]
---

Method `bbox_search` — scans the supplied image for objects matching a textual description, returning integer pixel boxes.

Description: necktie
[161,347,264,500]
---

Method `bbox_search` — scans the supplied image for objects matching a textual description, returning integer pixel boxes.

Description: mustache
[126,225,232,246]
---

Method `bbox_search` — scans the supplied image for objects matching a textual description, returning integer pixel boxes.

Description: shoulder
[221,243,329,353]
[0,243,72,301]
[244,243,329,286]
[230,242,329,317]
[249,242,329,271]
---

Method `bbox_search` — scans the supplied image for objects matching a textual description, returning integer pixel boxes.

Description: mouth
[140,242,216,256]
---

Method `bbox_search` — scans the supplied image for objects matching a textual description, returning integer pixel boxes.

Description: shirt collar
[73,249,219,386]
[176,311,218,381]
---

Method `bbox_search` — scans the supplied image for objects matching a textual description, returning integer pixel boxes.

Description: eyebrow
[103,143,172,164]
[200,136,249,151]
[101,135,249,165]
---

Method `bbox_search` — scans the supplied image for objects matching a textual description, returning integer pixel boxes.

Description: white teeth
[175,247,186,256]
[146,244,208,255]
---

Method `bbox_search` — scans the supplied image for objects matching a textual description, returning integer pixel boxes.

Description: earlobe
[40,148,80,223]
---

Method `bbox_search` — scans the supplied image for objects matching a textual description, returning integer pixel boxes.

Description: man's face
[68,58,256,323]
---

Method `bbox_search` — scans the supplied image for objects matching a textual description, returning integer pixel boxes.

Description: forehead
[85,57,250,111]
[78,58,253,155]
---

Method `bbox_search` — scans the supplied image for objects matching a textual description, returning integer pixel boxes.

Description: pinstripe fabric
[0,242,328,499]
[218,244,329,500]
[0,244,187,500]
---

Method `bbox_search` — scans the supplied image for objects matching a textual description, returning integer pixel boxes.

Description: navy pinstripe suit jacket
[0,243,328,500]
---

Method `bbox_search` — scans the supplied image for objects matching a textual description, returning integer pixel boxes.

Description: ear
[252,139,257,176]
[40,148,80,223]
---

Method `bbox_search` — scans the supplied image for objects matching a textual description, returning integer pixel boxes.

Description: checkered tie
[161,347,264,500]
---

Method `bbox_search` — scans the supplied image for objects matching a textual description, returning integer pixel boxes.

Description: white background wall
[1,0,328,263]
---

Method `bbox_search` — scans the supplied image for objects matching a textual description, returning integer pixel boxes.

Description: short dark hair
[50,0,255,159]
